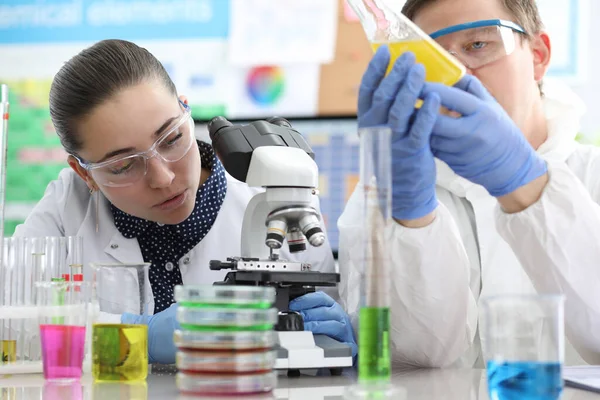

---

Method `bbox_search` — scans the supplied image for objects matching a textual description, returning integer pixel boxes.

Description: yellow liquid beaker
[92,323,148,382]
[371,39,465,86]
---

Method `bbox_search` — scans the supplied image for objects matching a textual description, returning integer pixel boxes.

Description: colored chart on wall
[288,118,359,252]
[2,80,68,233]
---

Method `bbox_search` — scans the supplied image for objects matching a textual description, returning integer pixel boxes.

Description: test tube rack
[0,305,42,374]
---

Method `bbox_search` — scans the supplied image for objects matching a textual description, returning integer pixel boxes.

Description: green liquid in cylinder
[359,307,391,382]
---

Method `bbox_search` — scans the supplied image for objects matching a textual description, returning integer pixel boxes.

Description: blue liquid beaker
[481,295,564,400]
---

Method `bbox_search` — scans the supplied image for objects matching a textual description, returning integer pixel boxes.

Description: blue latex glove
[358,46,441,220]
[423,74,548,196]
[121,302,179,364]
[288,291,357,359]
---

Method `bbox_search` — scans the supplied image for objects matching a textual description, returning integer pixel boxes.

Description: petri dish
[174,329,277,351]
[174,285,276,309]
[177,306,278,331]
[176,371,277,395]
[176,349,276,373]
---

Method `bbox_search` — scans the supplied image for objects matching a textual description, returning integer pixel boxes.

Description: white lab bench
[1,367,599,399]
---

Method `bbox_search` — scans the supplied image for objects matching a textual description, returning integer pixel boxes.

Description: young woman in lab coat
[339,0,600,367]
[14,39,356,364]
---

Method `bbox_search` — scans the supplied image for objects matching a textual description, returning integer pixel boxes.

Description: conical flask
[347,0,465,85]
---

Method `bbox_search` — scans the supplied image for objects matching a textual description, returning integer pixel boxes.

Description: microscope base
[273,331,353,372]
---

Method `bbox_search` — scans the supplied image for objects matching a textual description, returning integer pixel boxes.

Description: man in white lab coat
[338,0,600,367]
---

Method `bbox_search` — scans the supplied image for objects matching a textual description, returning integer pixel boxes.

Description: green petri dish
[177,306,278,331]
[174,285,275,309]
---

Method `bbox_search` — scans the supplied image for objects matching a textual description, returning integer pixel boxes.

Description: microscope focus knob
[209,260,236,270]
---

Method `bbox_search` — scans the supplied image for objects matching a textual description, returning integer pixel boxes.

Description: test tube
[19,237,34,305]
[30,237,46,297]
[0,86,7,363]
[20,237,38,361]
[45,237,63,281]
[0,238,6,340]
[13,237,27,362]
[0,85,9,275]
[67,236,83,282]
[358,127,392,382]
[0,88,8,363]
[59,237,69,281]
[0,237,15,365]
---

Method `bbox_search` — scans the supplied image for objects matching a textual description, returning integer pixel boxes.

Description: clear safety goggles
[430,19,527,70]
[76,101,194,188]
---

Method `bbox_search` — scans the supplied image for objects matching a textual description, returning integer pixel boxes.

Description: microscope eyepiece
[207,116,233,141]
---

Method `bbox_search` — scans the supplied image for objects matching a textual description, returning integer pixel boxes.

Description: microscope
[207,116,353,376]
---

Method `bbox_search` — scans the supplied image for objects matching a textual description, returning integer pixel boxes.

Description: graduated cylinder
[358,126,392,382]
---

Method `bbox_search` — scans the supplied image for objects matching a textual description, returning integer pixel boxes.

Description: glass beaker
[90,263,151,382]
[481,294,564,400]
[36,281,90,382]
[346,0,465,85]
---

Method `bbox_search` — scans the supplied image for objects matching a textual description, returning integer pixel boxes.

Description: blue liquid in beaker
[487,361,562,400]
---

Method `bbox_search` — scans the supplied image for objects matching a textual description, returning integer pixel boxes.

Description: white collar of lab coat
[435,77,585,198]
[74,189,143,263]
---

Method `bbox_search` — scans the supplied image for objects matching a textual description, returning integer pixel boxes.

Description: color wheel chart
[246,66,285,107]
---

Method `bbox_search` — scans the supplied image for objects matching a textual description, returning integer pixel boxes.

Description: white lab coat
[338,78,600,368]
[14,169,336,318]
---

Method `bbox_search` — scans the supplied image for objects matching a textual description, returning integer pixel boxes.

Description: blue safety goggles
[428,19,528,69]
[430,19,526,39]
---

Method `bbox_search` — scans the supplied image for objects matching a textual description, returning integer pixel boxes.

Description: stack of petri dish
[174,285,279,396]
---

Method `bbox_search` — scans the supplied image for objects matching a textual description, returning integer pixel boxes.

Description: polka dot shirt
[110,142,227,313]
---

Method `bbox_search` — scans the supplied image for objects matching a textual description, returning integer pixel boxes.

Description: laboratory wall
[0,0,598,244]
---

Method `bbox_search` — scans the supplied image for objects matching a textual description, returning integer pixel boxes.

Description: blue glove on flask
[122,302,179,364]
[423,74,547,196]
[357,46,441,220]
